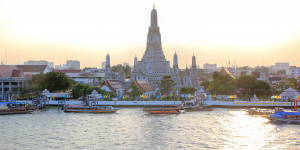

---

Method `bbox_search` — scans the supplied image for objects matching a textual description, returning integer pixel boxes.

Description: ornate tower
[133,5,171,88]
[133,55,138,72]
[191,54,200,89]
[173,52,179,74]
[171,52,182,93]
[105,53,112,79]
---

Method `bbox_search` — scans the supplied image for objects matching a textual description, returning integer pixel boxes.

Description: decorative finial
[153,3,155,9]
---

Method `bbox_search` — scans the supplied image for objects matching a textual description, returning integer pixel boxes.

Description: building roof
[102,79,124,92]
[220,67,236,79]
[53,70,81,73]
[0,65,48,78]
[17,65,47,73]
[11,69,22,77]
[131,80,154,93]
[0,65,18,78]
[268,76,283,84]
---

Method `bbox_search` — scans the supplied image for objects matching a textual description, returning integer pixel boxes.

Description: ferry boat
[0,102,36,115]
[269,108,300,123]
[247,108,274,115]
[144,107,180,114]
[63,105,118,113]
[181,105,213,112]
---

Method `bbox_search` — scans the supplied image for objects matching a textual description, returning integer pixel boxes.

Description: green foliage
[129,85,143,99]
[208,73,236,95]
[255,66,269,74]
[276,70,286,76]
[237,75,257,90]
[111,64,131,78]
[180,87,197,95]
[200,79,211,90]
[212,71,220,80]
[159,75,175,95]
[43,72,74,92]
[275,78,299,94]
[31,72,73,93]
[237,75,271,98]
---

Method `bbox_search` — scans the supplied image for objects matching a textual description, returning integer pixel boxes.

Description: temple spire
[151,5,157,27]
[192,55,196,68]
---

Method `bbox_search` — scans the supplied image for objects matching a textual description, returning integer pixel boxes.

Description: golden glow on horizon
[0,0,300,68]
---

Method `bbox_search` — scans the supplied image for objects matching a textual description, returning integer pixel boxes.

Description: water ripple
[0,108,299,149]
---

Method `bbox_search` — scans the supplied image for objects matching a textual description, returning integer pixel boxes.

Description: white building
[203,63,217,70]
[271,62,290,72]
[66,60,80,70]
[53,70,104,86]
[101,62,106,69]
[287,66,300,78]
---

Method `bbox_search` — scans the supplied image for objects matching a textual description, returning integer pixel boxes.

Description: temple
[105,6,201,96]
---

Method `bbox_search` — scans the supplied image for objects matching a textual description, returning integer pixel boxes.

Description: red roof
[130,80,154,93]
[0,65,18,78]
[102,79,124,92]
[0,65,48,78]
[53,70,81,73]
[17,65,47,72]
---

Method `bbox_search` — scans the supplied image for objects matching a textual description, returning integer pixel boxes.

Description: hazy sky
[1,0,300,68]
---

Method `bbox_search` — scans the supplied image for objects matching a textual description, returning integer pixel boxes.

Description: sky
[0,0,300,69]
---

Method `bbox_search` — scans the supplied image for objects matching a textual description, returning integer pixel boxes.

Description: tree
[180,87,196,95]
[159,76,175,95]
[111,64,132,78]
[29,72,73,93]
[237,75,257,91]
[200,79,211,90]
[43,72,74,93]
[207,73,236,95]
[237,75,271,99]
[277,70,286,76]
[254,80,271,97]
[275,78,299,94]
[129,85,143,99]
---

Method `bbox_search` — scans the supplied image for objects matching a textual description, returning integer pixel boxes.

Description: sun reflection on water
[221,110,277,149]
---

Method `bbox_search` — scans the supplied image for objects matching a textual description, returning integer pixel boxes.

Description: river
[0,108,299,149]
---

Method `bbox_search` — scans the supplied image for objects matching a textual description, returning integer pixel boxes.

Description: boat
[144,107,180,114]
[63,105,118,113]
[268,108,300,123]
[0,102,36,115]
[204,100,300,108]
[181,105,213,112]
[247,108,274,115]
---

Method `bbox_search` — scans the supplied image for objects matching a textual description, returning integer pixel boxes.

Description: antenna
[5,44,7,65]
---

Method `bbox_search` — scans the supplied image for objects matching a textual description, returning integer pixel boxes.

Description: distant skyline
[1,0,300,68]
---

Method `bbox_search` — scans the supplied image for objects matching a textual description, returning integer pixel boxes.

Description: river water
[0,108,299,150]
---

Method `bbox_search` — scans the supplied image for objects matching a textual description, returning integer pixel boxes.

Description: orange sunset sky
[0,0,300,68]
